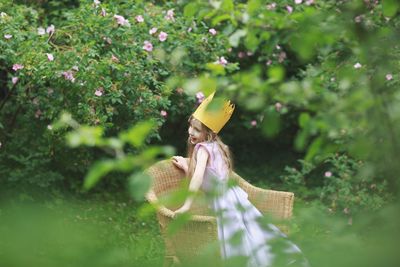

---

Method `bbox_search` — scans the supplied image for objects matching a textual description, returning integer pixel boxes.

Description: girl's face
[188,119,207,145]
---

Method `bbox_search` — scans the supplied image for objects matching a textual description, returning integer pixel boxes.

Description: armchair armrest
[231,172,294,220]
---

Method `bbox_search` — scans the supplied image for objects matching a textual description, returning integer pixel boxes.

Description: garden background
[1,0,399,266]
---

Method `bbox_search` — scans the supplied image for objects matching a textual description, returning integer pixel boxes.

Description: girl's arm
[174,147,209,215]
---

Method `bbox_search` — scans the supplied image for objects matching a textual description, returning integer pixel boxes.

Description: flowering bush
[280,154,393,216]
[0,1,228,188]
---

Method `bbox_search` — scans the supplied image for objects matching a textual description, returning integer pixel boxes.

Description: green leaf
[261,108,281,137]
[84,160,116,190]
[212,14,231,26]
[128,172,152,202]
[229,29,247,47]
[221,0,234,12]
[267,66,285,83]
[66,126,104,147]
[382,0,399,17]
[305,137,322,161]
[299,113,310,128]
[247,0,261,15]
[206,62,226,75]
[244,31,260,51]
[119,121,155,148]
[167,212,192,235]
[184,3,199,18]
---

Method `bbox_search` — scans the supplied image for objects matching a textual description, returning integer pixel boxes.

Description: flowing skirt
[211,185,309,267]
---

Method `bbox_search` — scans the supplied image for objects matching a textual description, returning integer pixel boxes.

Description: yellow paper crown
[192,91,235,133]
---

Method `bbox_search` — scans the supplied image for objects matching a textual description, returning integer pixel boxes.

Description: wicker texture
[145,159,294,263]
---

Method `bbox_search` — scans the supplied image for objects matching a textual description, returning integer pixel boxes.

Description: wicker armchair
[145,160,294,266]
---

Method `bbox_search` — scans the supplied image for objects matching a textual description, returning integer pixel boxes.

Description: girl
[172,92,309,267]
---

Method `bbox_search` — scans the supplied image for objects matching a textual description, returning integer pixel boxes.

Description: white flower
[38,27,46,35]
[46,24,55,34]
[149,27,158,35]
[46,53,54,61]
[215,56,228,66]
[354,62,362,69]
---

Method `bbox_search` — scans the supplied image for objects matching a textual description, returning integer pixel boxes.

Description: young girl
[172,92,309,267]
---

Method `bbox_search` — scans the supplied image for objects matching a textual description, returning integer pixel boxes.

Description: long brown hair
[186,116,233,178]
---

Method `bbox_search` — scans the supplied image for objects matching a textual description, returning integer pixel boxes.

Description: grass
[0,189,165,267]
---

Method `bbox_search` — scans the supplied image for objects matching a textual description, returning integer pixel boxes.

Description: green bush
[0,1,227,189]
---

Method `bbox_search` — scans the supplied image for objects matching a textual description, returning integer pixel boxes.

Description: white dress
[194,142,309,267]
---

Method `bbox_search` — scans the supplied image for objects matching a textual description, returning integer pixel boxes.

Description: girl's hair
[186,116,233,178]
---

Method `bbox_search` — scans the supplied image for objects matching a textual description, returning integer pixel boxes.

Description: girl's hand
[174,205,190,216]
[172,156,188,173]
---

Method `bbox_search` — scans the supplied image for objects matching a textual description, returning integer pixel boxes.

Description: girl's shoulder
[195,141,215,150]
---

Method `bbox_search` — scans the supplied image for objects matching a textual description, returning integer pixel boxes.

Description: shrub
[0,1,228,189]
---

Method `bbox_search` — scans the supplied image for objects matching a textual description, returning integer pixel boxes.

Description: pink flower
[46,53,54,61]
[12,77,19,84]
[165,9,175,21]
[266,59,272,66]
[354,15,362,23]
[95,87,104,96]
[143,41,153,52]
[238,51,246,58]
[149,27,158,35]
[158,31,168,42]
[32,97,39,105]
[209,28,217,35]
[62,70,75,83]
[305,0,314,5]
[160,110,168,117]
[275,102,282,112]
[101,8,107,17]
[37,27,46,35]
[4,34,12,39]
[267,3,276,10]
[111,54,119,63]
[324,171,332,177]
[113,15,130,26]
[295,0,303,4]
[286,5,293,13]
[35,109,42,118]
[278,51,287,63]
[251,120,257,127]
[215,56,228,66]
[46,24,55,34]
[135,15,144,23]
[386,74,393,81]
[12,64,24,71]
[196,92,205,103]
[354,62,362,69]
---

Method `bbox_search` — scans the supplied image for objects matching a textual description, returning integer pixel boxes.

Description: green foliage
[281,154,393,216]
[0,0,227,189]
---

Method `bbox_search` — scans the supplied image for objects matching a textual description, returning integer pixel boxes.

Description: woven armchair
[145,160,294,266]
